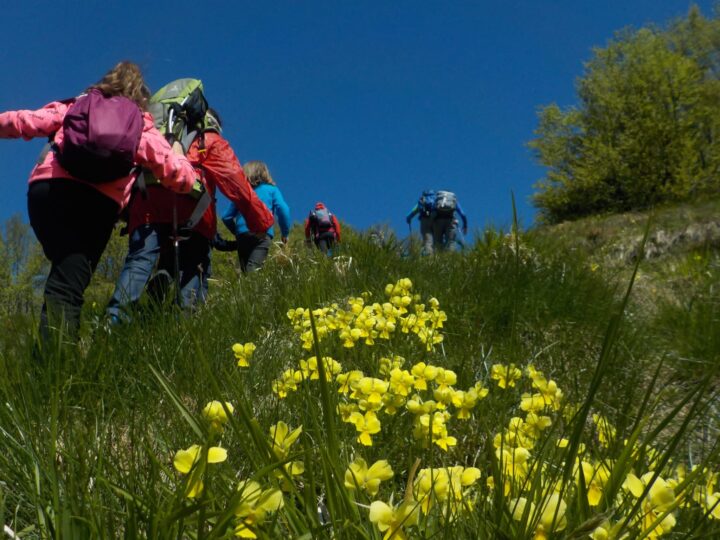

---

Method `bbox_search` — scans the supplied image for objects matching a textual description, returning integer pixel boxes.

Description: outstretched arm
[0,101,69,140]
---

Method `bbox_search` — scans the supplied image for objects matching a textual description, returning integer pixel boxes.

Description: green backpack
[147,78,209,149]
[139,79,218,228]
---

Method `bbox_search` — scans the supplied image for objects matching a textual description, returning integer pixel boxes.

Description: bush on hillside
[530,6,720,224]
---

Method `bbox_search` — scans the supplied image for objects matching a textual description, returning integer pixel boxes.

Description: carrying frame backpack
[136,79,214,230]
[135,79,212,306]
[56,89,143,183]
[434,190,457,217]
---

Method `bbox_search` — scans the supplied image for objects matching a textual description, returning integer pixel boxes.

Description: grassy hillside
[0,205,718,538]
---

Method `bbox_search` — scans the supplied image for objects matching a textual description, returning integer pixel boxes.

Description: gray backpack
[435,190,457,216]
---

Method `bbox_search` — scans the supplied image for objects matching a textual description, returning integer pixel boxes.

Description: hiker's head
[89,61,150,110]
[243,161,275,187]
[315,201,326,209]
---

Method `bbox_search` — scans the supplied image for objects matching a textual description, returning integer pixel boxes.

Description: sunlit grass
[0,228,717,538]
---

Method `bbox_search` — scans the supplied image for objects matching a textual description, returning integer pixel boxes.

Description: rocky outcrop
[618,221,720,263]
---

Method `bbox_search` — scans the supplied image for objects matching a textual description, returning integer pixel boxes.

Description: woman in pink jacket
[0,61,197,341]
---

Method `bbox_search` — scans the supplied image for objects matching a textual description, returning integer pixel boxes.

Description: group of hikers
[0,61,463,343]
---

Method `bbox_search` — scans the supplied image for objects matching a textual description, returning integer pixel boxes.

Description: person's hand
[406,216,412,225]
[462,227,468,236]
[171,141,184,155]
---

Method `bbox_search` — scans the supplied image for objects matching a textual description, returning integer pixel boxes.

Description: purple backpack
[59,89,143,183]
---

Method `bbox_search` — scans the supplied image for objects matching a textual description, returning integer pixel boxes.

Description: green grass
[0,224,718,538]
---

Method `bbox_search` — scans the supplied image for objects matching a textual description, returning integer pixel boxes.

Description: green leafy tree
[0,214,47,315]
[530,6,720,223]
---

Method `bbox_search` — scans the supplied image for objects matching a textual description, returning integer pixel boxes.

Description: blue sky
[0,1,714,238]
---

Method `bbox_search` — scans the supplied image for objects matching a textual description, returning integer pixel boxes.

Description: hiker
[106,84,273,323]
[0,61,197,340]
[222,161,290,272]
[406,189,466,254]
[305,202,341,255]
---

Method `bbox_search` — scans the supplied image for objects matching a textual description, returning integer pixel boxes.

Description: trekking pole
[166,107,183,308]
[172,194,182,307]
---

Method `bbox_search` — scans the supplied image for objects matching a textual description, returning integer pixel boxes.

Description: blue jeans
[106,224,210,322]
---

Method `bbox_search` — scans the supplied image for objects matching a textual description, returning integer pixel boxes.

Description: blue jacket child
[222,161,291,272]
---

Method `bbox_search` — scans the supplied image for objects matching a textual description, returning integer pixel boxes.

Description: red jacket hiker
[128,131,273,239]
[304,201,341,242]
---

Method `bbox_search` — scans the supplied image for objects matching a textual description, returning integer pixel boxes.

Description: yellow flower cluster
[273,351,491,450]
[215,279,720,540]
[286,278,447,351]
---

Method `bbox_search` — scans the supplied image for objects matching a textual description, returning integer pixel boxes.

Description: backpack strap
[183,187,212,229]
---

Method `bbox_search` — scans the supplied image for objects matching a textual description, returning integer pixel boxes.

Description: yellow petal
[208,446,228,464]
[258,488,284,512]
[369,501,393,530]
[173,445,201,474]
[624,473,645,498]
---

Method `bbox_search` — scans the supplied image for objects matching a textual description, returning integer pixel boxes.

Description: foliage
[530,6,720,224]
[0,225,717,538]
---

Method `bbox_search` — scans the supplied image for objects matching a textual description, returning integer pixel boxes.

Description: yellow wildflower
[490,363,522,389]
[173,444,228,498]
[369,499,418,540]
[232,342,256,367]
[344,457,394,496]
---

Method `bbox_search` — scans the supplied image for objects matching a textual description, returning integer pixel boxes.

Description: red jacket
[304,202,341,242]
[128,131,273,239]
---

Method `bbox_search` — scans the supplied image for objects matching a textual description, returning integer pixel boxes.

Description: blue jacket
[222,183,291,238]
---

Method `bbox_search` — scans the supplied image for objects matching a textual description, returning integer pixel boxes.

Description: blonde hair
[243,161,275,186]
[88,61,150,110]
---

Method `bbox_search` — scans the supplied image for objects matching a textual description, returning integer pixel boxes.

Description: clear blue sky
[0,1,714,237]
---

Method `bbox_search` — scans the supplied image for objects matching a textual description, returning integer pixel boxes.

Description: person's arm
[332,215,342,243]
[200,135,273,234]
[221,202,240,236]
[136,121,195,194]
[272,187,292,241]
[0,101,69,140]
[304,216,312,241]
[406,205,419,223]
[455,202,468,233]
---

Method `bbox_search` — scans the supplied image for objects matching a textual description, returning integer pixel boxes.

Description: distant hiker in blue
[222,161,290,272]
[406,189,467,254]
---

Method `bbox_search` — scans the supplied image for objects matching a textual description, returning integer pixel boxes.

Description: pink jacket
[0,100,196,208]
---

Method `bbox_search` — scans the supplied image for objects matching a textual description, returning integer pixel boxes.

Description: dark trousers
[236,233,272,273]
[27,179,118,339]
[315,231,336,255]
